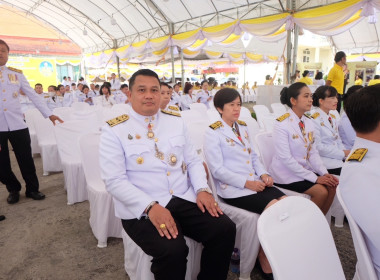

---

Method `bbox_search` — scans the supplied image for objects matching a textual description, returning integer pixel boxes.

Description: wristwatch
[145,201,159,215]
[196,187,213,195]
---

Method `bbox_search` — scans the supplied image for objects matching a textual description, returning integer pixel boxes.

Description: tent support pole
[169,23,175,84]
[180,48,185,89]
[243,56,246,95]
[285,0,292,84]
[291,25,299,79]
[113,39,121,79]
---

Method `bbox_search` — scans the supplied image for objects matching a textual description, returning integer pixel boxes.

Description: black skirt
[223,187,285,214]
[275,180,315,194]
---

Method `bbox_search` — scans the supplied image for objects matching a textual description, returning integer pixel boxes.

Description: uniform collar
[0,65,6,71]
[130,106,159,124]
[354,137,380,153]
[289,108,306,122]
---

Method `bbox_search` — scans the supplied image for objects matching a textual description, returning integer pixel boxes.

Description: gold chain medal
[147,122,155,139]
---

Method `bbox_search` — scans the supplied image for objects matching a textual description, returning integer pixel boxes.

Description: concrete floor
[0,145,357,280]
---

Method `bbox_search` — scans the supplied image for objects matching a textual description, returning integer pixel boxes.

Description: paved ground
[0,141,356,280]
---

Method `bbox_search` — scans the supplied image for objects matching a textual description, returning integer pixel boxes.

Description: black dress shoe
[7,192,20,204]
[257,264,274,280]
[25,191,45,200]
[0,215,5,221]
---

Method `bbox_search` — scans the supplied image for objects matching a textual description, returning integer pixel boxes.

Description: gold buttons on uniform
[3,99,6,101]
[167,172,170,176]
[4,108,7,111]
[249,173,253,176]
[136,157,144,164]
[2,90,5,92]
[303,156,306,159]
[169,190,174,195]
[243,148,247,152]
[246,161,250,164]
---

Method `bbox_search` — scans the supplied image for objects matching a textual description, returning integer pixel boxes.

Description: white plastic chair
[53,107,73,121]
[271,103,287,118]
[239,107,252,119]
[186,121,209,153]
[189,103,208,115]
[180,109,207,124]
[206,109,220,124]
[54,120,97,205]
[34,116,62,175]
[24,108,41,155]
[337,187,378,280]
[253,105,274,129]
[258,196,346,280]
[112,103,131,114]
[261,115,276,132]
[239,116,262,157]
[201,151,260,280]
[121,230,202,280]
[79,132,122,248]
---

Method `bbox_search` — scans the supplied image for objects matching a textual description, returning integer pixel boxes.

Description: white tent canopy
[1,0,343,53]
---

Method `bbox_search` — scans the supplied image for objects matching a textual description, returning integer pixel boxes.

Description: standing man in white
[99,69,235,280]
[0,39,62,206]
[339,85,380,279]
[196,80,213,109]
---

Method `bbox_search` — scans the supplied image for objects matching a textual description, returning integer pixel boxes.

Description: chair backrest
[180,109,207,124]
[54,120,99,164]
[261,115,276,132]
[189,103,208,114]
[239,107,252,119]
[271,103,287,118]
[24,108,43,133]
[258,196,345,280]
[112,103,131,114]
[253,105,272,128]
[255,132,274,170]
[336,187,378,280]
[79,132,103,187]
[206,109,220,124]
[72,102,90,111]
[34,117,57,145]
[53,107,74,121]
[185,121,209,153]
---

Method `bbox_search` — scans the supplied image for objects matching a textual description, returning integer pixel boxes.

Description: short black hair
[183,83,193,94]
[79,77,84,81]
[302,70,309,77]
[57,84,64,91]
[213,88,242,114]
[35,83,42,87]
[120,84,129,89]
[201,80,208,86]
[0,39,10,52]
[315,72,323,80]
[63,76,67,79]
[280,82,307,108]
[100,84,111,95]
[129,69,160,91]
[375,75,380,79]
[160,82,169,88]
[342,85,363,110]
[48,85,56,91]
[71,83,76,86]
[345,85,380,133]
[95,85,100,89]
[312,86,337,107]
[334,51,346,63]
[82,84,89,91]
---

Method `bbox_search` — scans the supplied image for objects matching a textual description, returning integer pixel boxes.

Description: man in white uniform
[110,73,121,92]
[0,40,62,206]
[99,69,235,280]
[340,85,380,279]
[196,80,212,109]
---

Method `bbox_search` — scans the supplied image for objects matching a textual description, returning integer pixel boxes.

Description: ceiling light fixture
[111,17,117,25]
[83,29,88,36]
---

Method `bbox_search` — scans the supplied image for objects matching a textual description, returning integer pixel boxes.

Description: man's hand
[196,192,223,217]
[261,174,274,187]
[245,180,265,192]
[49,115,64,125]
[148,204,178,239]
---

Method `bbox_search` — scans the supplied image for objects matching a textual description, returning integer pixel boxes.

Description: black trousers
[122,197,236,280]
[337,94,343,113]
[0,128,39,193]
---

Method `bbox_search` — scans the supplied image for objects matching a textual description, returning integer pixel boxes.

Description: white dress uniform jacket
[99,108,208,219]
[114,92,128,104]
[110,78,121,91]
[169,91,181,107]
[204,118,267,199]
[269,109,328,184]
[18,94,35,113]
[338,111,356,150]
[180,94,196,110]
[196,90,212,109]
[311,108,345,169]
[62,92,74,107]
[340,137,380,278]
[100,95,116,108]
[0,66,52,132]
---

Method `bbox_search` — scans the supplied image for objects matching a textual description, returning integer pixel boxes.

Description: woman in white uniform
[311,86,350,175]
[204,88,285,280]
[269,82,339,215]
[99,84,116,108]
[180,83,196,110]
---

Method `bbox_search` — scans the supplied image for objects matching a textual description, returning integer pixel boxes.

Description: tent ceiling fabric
[1,0,342,52]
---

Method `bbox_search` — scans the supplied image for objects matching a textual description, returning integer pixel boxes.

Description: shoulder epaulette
[304,113,311,119]
[347,148,368,162]
[330,113,336,119]
[237,120,247,126]
[311,112,320,119]
[276,113,290,122]
[161,109,181,117]
[8,67,22,74]
[209,121,223,130]
[168,105,179,111]
[106,114,129,127]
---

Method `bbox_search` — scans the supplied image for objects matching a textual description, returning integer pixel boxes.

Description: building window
[303,49,310,63]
